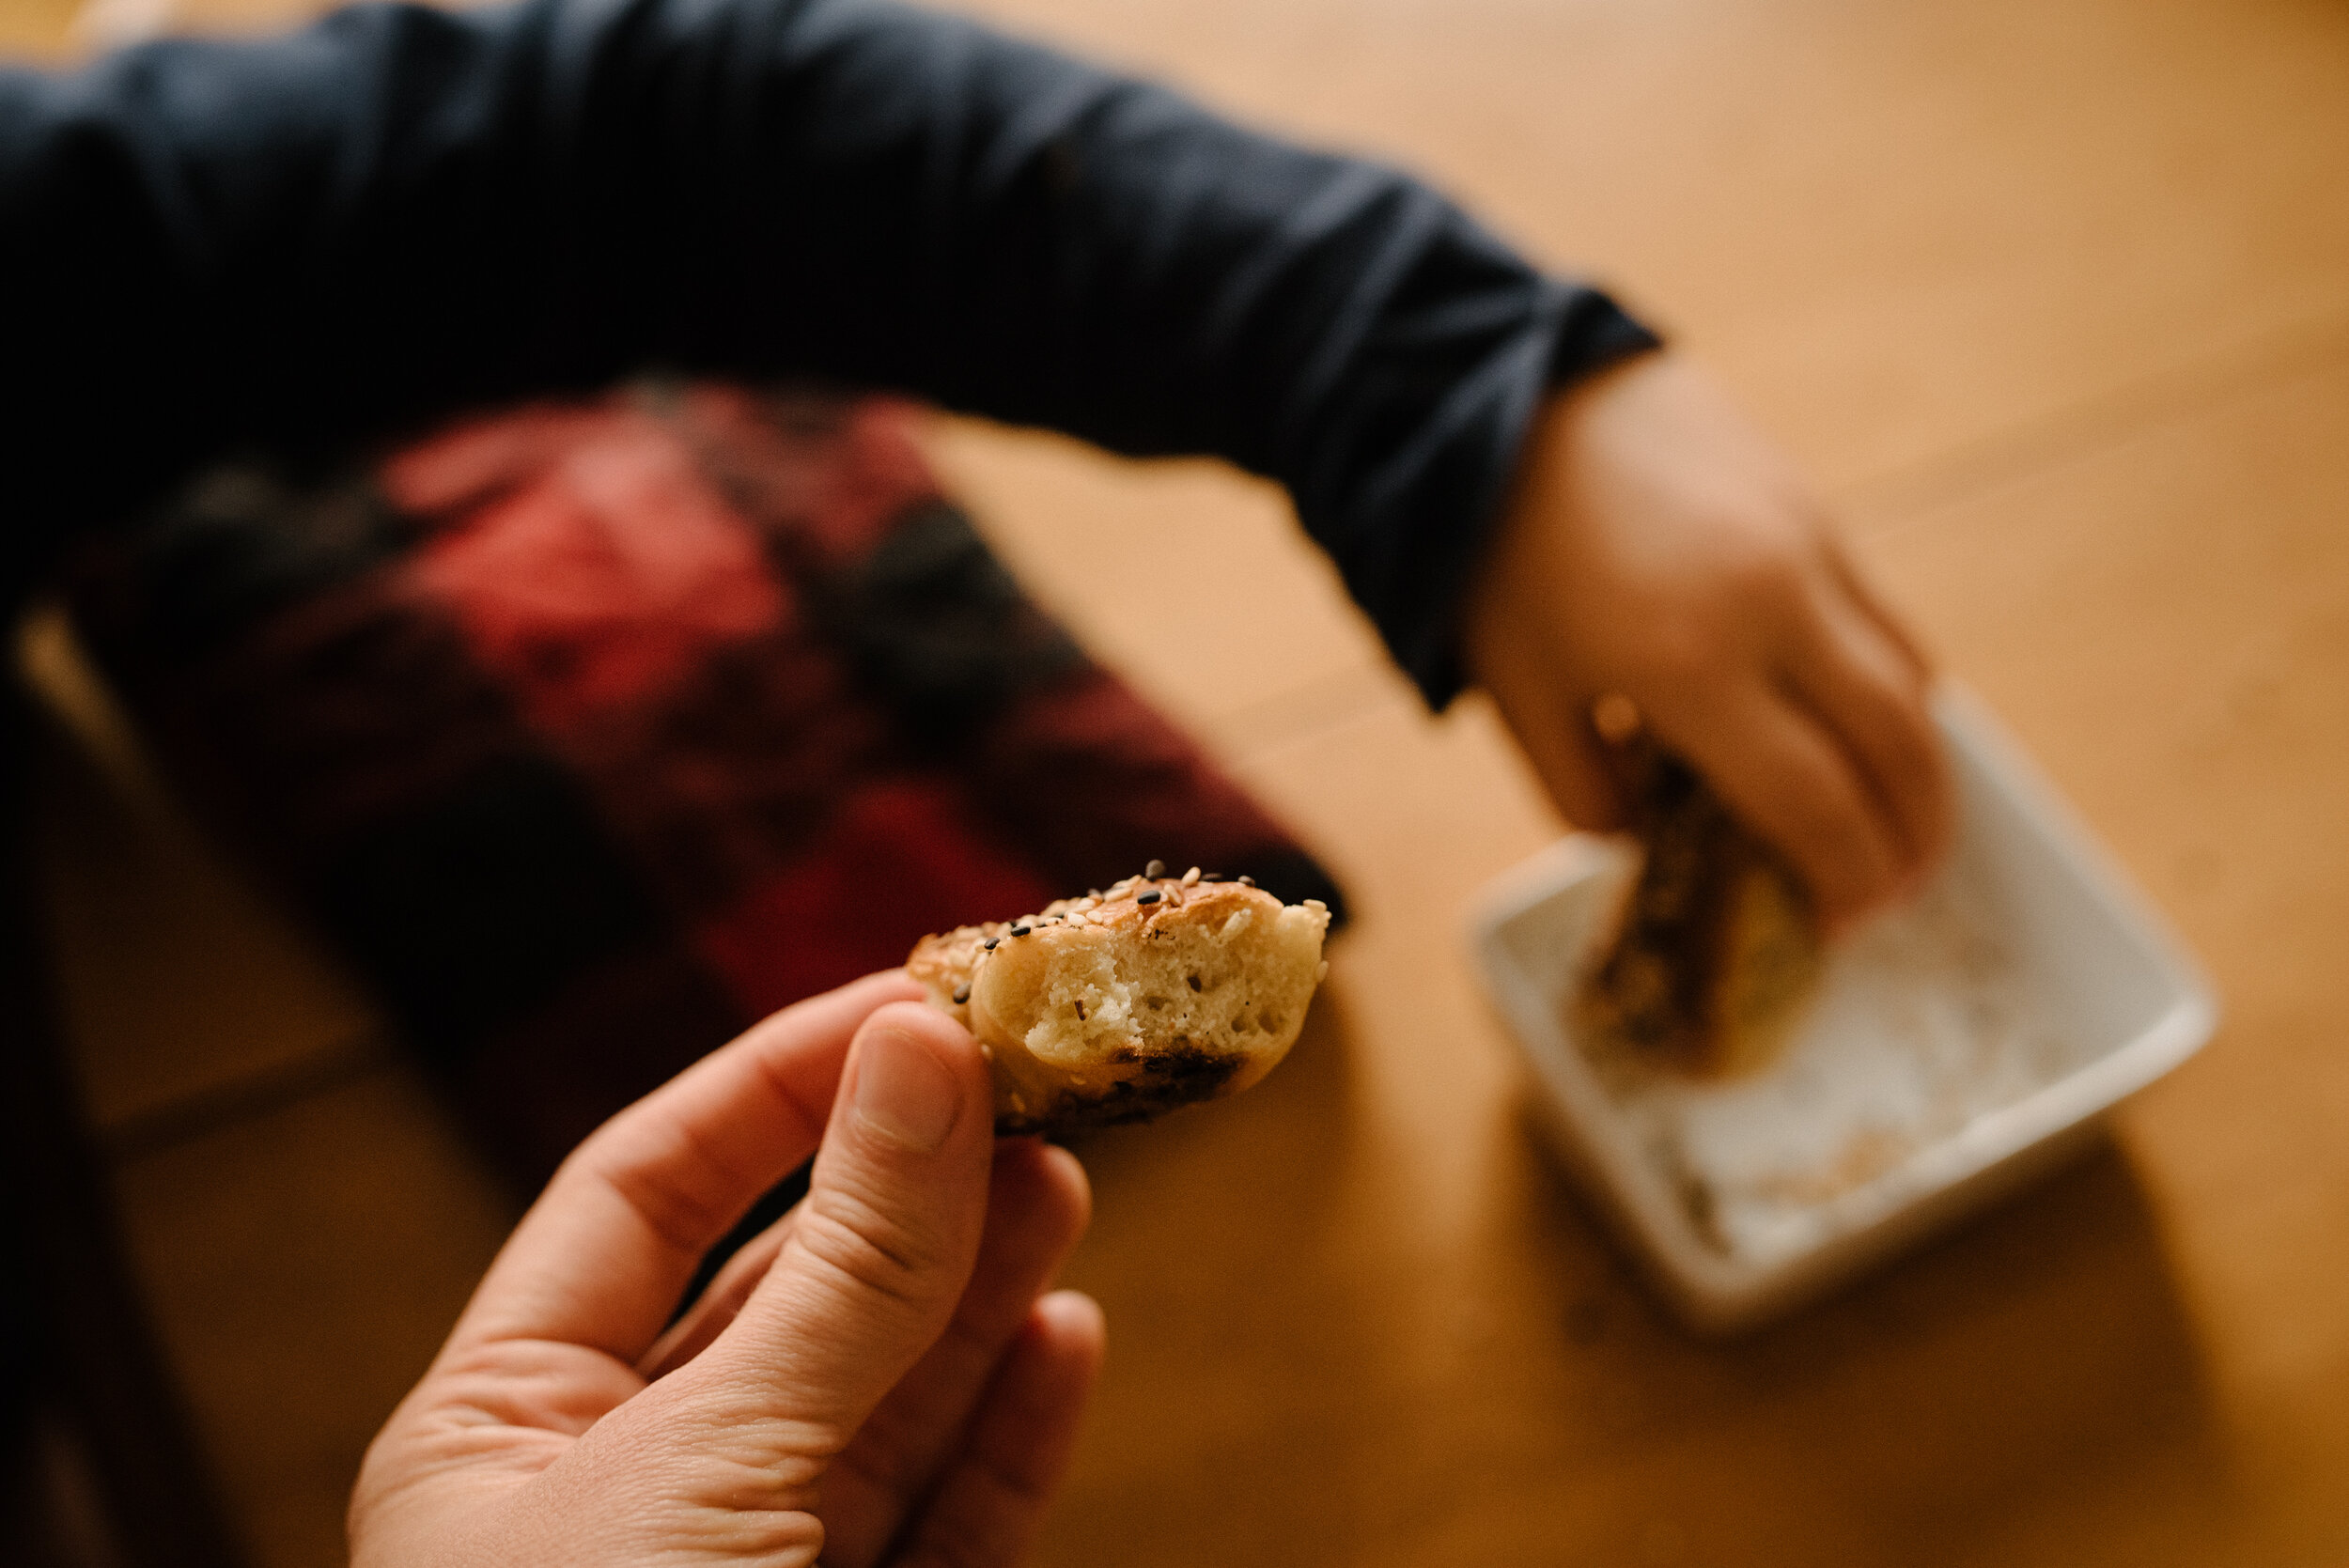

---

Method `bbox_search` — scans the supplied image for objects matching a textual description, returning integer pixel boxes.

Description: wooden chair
[0,675,248,1568]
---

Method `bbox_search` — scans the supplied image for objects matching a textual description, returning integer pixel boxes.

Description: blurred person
[1,0,1947,929]
[1,0,1952,1556]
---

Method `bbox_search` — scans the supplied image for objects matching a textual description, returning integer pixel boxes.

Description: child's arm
[0,0,1941,916]
[1467,351,1952,932]
[0,0,1649,683]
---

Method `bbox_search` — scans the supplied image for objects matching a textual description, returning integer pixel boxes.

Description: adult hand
[1466,350,1952,932]
[350,970,1103,1568]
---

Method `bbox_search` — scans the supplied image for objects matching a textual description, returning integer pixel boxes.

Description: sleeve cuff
[1382,284,1661,712]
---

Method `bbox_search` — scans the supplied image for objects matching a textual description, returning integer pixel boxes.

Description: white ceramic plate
[1467,688,2217,1333]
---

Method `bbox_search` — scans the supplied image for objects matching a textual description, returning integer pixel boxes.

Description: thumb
[675,1001,998,1457]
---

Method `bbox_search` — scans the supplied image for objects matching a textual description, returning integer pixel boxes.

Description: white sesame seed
[1181,866,1202,885]
[1302,898,1328,913]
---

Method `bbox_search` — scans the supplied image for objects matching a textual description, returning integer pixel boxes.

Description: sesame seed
[1136,890,1162,906]
[1143,859,1167,879]
[984,938,1000,951]
[1012,924,1032,937]
[1301,898,1328,913]
[1201,872,1224,882]
[1181,866,1201,885]
[953,986,971,1004]
[1237,876,1255,887]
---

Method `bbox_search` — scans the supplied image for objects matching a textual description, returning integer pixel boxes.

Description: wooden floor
[11,0,2349,1561]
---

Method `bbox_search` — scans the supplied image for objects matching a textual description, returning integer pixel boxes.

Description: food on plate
[1577,756,1822,1078]
[909,862,1330,1136]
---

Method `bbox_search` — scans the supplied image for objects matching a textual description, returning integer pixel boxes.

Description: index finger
[444,970,926,1366]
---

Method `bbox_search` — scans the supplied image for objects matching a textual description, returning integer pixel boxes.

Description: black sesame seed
[953,986,971,1004]
[1143,859,1167,879]
[1201,872,1224,882]
[1011,924,1032,937]
[983,938,1000,951]
[1136,891,1162,906]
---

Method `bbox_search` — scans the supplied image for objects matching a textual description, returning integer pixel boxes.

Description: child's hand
[1465,351,1952,933]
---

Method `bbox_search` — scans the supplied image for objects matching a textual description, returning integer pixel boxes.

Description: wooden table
[16,0,2349,1562]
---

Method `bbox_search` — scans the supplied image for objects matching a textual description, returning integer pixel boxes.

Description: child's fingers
[1471,615,1631,832]
[1784,593,1953,885]
[1526,692,1635,834]
[1825,540,1933,683]
[1661,678,1906,930]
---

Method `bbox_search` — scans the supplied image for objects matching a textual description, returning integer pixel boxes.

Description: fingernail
[852,1027,962,1153]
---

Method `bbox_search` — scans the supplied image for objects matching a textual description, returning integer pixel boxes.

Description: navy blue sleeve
[0,0,1657,706]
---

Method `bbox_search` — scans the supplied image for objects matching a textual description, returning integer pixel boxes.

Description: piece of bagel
[1578,755,1823,1079]
[908,866,1330,1136]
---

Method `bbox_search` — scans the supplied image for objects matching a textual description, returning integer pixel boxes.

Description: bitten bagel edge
[908,865,1330,1136]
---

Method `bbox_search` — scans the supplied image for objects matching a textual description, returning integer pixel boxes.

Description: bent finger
[820,1140,1093,1568]
[1471,617,1631,831]
[893,1292,1107,1568]
[1785,595,1954,887]
[1825,538,1933,683]
[1659,680,1906,931]
[449,970,922,1366]
[1519,692,1634,834]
